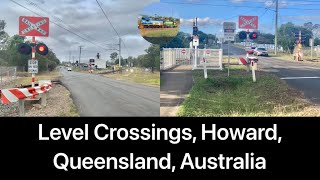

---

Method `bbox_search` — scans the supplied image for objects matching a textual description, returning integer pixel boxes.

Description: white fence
[0,67,17,88]
[160,48,223,70]
[193,49,223,70]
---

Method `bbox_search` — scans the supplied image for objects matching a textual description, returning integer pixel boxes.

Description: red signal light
[39,46,45,52]
[249,32,258,39]
[36,43,48,55]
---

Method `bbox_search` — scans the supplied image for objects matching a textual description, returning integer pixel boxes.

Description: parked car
[245,47,256,54]
[67,67,72,71]
[254,47,268,56]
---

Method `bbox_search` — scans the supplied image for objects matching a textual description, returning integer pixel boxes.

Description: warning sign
[28,60,38,74]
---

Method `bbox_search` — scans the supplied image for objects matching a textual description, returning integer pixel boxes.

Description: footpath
[160,65,193,116]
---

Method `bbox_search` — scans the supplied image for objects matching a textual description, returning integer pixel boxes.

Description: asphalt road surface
[226,45,320,104]
[60,68,160,116]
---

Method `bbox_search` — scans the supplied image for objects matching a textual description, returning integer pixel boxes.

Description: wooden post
[41,93,47,107]
[18,99,25,117]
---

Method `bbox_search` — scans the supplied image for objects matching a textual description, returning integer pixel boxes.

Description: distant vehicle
[67,67,72,71]
[254,47,268,56]
[245,47,256,54]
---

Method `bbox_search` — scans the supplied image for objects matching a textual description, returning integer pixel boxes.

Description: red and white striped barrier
[1,80,52,104]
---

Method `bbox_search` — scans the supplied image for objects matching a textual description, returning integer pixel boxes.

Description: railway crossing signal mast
[192,17,199,71]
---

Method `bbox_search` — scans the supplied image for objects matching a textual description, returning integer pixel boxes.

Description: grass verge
[103,69,160,87]
[15,70,60,86]
[177,66,320,117]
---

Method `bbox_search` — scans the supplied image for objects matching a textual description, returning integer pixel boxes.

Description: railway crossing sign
[28,60,38,74]
[239,16,258,30]
[19,16,49,37]
[223,22,236,41]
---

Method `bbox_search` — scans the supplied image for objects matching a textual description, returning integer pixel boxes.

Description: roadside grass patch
[103,69,160,87]
[178,66,319,116]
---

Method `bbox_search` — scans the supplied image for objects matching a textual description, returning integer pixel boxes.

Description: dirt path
[160,65,193,116]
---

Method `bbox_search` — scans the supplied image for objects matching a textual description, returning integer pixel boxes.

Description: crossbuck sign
[19,16,49,37]
[238,16,258,30]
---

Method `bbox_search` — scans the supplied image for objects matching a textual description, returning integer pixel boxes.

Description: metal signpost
[238,16,259,81]
[223,22,236,77]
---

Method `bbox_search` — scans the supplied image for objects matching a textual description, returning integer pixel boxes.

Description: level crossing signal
[17,43,32,55]
[249,32,258,39]
[239,31,258,40]
[18,43,49,56]
[35,43,48,56]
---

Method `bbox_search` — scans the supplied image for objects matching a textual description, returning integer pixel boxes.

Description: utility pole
[79,46,83,70]
[275,0,278,55]
[119,37,121,67]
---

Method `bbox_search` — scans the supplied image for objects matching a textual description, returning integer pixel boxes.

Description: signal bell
[36,43,49,56]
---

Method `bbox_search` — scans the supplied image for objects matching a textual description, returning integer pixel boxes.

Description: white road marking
[281,77,320,80]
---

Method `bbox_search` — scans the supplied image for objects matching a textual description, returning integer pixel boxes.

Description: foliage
[160,31,217,49]
[279,22,313,53]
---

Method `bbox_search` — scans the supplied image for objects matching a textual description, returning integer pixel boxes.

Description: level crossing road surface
[226,45,320,104]
[60,68,160,116]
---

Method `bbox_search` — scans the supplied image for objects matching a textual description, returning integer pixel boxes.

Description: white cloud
[180,17,226,27]
[0,0,159,62]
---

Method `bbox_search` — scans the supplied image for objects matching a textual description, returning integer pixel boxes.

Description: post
[194,46,197,69]
[204,57,207,79]
[41,93,47,106]
[18,99,25,117]
[32,36,36,87]
[252,61,256,82]
[119,37,121,67]
[228,40,230,77]
[79,46,83,71]
[275,0,278,55]
[246,52,250,72]
[311,38,314,60]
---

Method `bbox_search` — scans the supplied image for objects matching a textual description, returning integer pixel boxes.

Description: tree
[278,22,313,53]
[141,44,160,72]
[110,52,119,62]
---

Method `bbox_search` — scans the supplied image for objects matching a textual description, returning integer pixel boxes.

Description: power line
[24,0,105,45]
[95,0,130,59]
[161,1,320,10]
[95,0,120,38]
[10,0,109,51]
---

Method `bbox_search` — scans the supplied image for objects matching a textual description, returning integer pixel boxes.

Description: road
[225,45,320,104]
[59,68,160,116]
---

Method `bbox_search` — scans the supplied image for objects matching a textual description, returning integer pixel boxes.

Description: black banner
[1,117,319,177]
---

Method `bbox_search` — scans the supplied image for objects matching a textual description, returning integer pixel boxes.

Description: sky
[0,0,159,62]
[159,0,320,37]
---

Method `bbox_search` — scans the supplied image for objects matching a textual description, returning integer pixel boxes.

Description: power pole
[79,46,83,70]
[119,37,121,67]
[275,0,278,55]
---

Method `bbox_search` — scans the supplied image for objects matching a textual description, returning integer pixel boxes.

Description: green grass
[3,70,61,88]
[177,66,320,117]
[103,69,160,87]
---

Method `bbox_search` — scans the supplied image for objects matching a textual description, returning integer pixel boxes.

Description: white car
[254,47,269,56]
[67,67,72,71]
